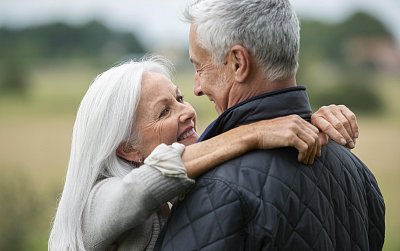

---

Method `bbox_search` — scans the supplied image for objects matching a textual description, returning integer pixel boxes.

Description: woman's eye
[177,95,184,103]
[159,107,170,118]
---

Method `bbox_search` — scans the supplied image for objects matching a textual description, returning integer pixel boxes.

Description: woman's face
[134,72,199,158]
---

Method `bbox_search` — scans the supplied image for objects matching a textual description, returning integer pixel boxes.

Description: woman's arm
[82,144,192,249]
[183,114,321,178]
[183,104,359,178]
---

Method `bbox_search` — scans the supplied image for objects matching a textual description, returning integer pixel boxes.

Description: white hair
[48,56,173,251]
[183,0,300,82]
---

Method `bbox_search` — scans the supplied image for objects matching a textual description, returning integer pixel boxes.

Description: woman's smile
[177,127,198,144]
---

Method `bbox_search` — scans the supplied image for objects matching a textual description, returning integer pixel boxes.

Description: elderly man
[156,0,385,250]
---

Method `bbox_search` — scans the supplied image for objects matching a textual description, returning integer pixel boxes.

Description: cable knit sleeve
[82,143,194,250]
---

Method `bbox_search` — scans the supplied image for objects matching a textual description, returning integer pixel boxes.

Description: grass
[0,63,399,250]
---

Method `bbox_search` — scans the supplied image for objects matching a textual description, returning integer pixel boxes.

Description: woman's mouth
[177,128,197,142]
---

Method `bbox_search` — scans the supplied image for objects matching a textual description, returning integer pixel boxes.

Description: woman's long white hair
[48,56,173,251]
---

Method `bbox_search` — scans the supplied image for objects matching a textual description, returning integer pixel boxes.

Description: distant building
[345,36,400,75]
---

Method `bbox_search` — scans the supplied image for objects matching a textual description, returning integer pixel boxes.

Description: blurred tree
[308,80,383,114]
[0,22,146,100]
[0,59,30,98]
[0,21,146,65]
[336,12,393,40]
[300,12,393,62]
[298,11,393,114]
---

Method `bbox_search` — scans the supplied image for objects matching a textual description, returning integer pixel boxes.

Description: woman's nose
[179,103,196,123]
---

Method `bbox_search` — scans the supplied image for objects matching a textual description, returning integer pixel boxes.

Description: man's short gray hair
[183,0,300,82]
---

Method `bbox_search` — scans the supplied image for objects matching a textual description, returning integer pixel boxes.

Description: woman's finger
[313,115,348,146]
[296,139,308,163]
[330,106,354,141]
[338,105,359,139]
[312,105,357,148]
[295,122,319,164]
[309,137,321,164]
[305,134,319,165]
[318,132,329,147]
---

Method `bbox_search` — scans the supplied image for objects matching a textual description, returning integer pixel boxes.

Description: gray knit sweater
[82,143,194,250]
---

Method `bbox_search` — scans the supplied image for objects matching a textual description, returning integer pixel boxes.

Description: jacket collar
[199,86,312,141]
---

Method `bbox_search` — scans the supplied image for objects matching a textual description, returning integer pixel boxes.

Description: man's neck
[260,77,297,93]
[227,76,297,110]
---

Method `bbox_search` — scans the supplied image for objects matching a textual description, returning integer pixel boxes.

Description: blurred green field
[0,63,399,250]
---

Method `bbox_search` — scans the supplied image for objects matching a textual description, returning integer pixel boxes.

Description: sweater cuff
[144,143,193,180]
[140,143,194,204]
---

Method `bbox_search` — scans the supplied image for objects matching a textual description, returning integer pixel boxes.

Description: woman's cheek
[154,120,174,145]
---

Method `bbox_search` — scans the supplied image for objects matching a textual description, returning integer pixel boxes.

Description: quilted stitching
[159,143,384,251]
[162,177,245,250]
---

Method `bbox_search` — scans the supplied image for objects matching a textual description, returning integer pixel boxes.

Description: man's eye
[177,95,184,103]
[194,66,203,76]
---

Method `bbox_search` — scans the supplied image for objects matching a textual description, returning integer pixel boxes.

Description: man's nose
[193,78,204,96]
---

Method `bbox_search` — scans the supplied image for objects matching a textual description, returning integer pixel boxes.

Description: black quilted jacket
[157,86,385,251]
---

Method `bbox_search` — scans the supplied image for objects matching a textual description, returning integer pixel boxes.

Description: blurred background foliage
[0,10,399,251]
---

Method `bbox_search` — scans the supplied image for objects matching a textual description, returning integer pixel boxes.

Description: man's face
[189,25,232,114]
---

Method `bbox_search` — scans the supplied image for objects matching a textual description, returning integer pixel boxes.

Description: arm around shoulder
[182,115,324,176]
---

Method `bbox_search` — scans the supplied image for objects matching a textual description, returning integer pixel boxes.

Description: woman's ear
[228,45,251,83]
[116,143,143,163]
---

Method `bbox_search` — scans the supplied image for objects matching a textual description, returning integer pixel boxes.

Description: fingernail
[355,132,359,138]
[349,142,355,148]
[340,138,347,145]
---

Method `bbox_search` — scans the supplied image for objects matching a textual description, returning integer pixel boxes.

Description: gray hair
[183,0,300,82]
[49,56,173,250]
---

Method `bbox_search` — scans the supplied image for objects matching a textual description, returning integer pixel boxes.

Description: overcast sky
[0,0,399,47]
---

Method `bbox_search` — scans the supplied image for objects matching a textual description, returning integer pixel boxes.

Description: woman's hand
[251,115,320,165]
[311,104,359,149]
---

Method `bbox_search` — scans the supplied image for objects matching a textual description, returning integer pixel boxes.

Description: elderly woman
[48,57,357,251]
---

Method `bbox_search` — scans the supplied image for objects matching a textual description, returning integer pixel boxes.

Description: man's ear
[228,45,251,83]
[116,143,143,162]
